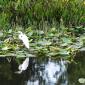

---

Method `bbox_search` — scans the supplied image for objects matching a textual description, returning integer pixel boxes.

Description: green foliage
[0,26,85,61]
[0,12,10,30]
[0,0,85,61]
[0,0,85,30]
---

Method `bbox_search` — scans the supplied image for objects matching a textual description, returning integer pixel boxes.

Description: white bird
[15,57,29,74]
[15,31,30,74]
[18,31,29,49]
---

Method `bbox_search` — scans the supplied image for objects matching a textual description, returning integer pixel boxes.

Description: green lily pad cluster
[0,26,85,61]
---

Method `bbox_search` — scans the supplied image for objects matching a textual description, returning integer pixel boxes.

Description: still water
[0,55,85,85]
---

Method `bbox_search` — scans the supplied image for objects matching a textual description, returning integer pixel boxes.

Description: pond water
[0,53,85,85]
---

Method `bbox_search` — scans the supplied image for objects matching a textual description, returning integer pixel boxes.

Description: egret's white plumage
[15,31,30,74]
[18,31,29,49]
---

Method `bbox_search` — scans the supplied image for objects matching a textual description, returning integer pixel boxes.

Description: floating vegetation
[78,78,85,84]
[0,26,85,62]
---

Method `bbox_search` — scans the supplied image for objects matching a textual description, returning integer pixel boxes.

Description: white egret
[18,31,29,49]
[16,31,30,74]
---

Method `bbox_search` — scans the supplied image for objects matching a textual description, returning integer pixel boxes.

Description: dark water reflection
[26,58,68,85]
[0,54,85,85]
[68,51,85,85]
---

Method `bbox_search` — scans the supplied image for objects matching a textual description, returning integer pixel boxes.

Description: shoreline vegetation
[0,0,85,62]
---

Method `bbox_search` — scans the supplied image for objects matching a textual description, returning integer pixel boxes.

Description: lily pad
[61,43,68,47]
[78,78,85,84]
[16,51,36,58]
[80,47,85,51]
[38,30,44,35]
[2,46,9,50]
[59,49,69,55]
[37,40,51,46]
[8,29,12,33]
[0,31,3,37]
[47,52,58,57]
[62,37,72,44]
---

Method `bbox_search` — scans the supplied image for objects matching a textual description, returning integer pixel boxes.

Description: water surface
[0,54,85,85]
